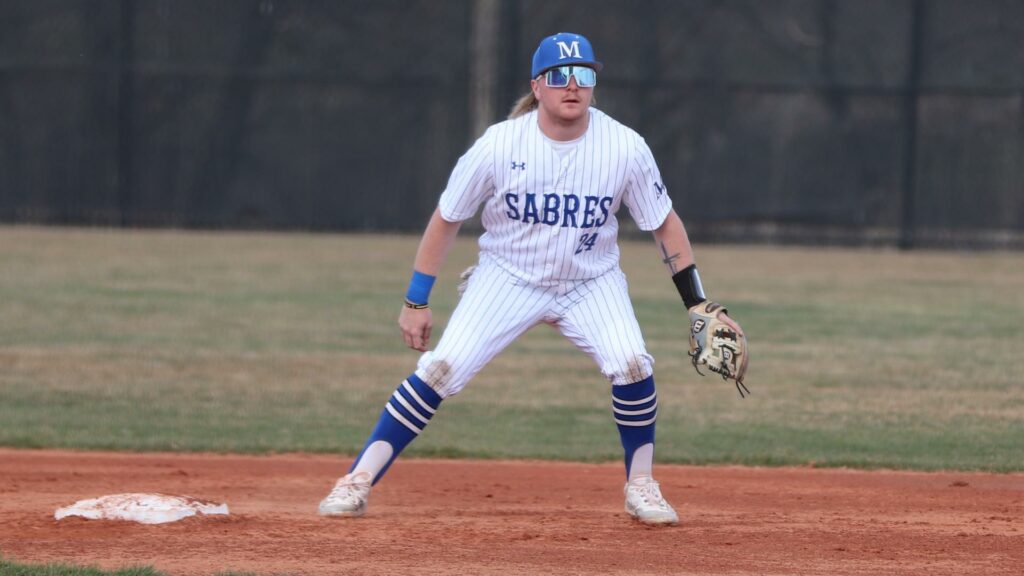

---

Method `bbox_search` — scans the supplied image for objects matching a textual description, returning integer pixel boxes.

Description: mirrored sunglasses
[543,66,597,88]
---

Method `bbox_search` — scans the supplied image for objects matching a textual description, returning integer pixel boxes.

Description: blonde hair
[508,91,538,119]
[506,85,597,120]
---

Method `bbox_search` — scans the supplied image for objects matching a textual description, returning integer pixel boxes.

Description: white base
[55,493,229,525]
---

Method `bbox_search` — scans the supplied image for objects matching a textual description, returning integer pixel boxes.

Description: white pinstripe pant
[415,253,655,398]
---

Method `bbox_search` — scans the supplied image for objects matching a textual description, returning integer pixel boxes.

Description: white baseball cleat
[624,475,679,526]
[318,471,372,517]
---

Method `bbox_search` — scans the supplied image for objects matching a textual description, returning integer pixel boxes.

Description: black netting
[1,0,1022,246]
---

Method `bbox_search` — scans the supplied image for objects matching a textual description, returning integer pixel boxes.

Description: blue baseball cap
[531,32,603,78]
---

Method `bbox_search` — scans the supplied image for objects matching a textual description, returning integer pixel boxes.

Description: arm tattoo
[660,242,681,274]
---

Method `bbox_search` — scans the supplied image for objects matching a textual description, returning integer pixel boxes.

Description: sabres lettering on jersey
[504,192,612,229]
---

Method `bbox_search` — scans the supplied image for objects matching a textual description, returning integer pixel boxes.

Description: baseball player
[319,32,746,526]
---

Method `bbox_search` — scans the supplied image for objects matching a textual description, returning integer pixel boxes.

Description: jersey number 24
[575,232,598,254]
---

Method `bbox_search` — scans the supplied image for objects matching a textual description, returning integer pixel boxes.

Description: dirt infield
[1,449,1021,575]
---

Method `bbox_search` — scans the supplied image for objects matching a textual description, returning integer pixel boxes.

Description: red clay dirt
[1,449,1021,576]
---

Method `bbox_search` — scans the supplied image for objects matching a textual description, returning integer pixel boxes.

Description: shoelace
[327,475,369,501]
[633,480,670,510]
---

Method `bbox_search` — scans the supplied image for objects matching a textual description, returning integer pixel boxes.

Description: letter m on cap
[556,40,581,59]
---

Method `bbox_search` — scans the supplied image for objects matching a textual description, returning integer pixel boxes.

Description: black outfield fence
[1,0,1022,248]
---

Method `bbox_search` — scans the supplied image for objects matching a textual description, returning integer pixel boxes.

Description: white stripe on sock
[612,391,657,406]
[402,380,438,415]
[614,414,657,427]
[385,403,423,434]
[612,400,658,416]
[391,391,430,425]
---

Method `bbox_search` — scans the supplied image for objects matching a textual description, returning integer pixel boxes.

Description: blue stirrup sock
[612,376,658,478]
[349,374,442,485]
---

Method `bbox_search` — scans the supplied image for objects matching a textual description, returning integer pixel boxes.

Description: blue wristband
[405,270,436,305]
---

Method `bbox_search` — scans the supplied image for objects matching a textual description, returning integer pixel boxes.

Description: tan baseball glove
[456,265,476,297]
[688,301,750,397]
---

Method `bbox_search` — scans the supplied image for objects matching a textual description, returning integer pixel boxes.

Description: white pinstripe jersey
[438,108,673,285]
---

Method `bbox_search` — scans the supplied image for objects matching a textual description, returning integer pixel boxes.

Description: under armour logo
[654,182,665,197]
[511,161,526,170]
[556,40,581,59]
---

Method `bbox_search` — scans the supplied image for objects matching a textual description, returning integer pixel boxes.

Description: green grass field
[1,226,1022,472]
[0,560,256,576]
